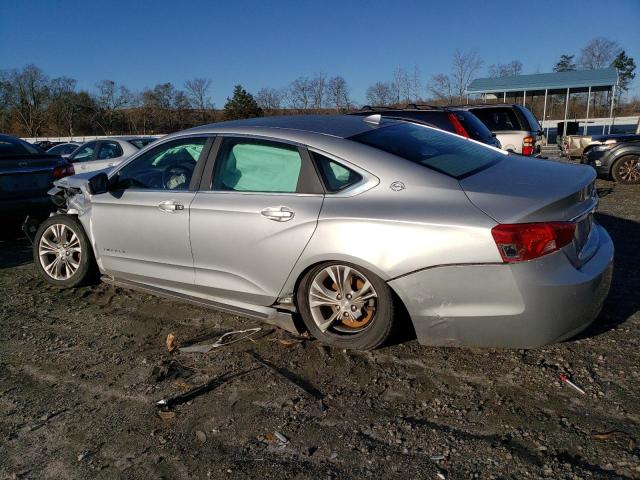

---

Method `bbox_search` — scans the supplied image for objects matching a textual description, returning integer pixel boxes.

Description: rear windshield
[0,138,40,156]
[453,111,494,140]
[128,138,156,149]
[471,107,523,132]
[517,106,542,132]
[349,122,504,179]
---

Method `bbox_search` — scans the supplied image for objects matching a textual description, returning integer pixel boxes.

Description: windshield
[349,122,505,179]
[128,138,156,149]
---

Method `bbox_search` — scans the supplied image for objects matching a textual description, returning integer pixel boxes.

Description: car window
[518,106,542,132]
[48,144,77,155]
[128,138,156,149]
[350,122,504,179]
[71,142,97,162]
[454,111,494,140]
[311,152,362,192]
[471,108,522,131]
[212,139,302,193]
[113,137,207,191]
[97,141,123,160]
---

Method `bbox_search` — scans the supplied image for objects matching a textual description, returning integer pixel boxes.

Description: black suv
[349,105,501,148]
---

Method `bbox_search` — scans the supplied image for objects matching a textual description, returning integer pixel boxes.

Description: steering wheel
[162,165,192,190]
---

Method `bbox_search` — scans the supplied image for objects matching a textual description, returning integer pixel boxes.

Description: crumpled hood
[459,156,596,224]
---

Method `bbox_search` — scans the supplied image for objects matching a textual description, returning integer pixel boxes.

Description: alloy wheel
[617,156,640,183]
[38,223,82,280]
[308,264,378,334]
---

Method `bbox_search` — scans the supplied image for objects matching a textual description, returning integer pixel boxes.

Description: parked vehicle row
[32,115,613,351]
[0,134,75,229]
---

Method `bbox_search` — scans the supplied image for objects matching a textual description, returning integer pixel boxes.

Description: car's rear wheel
[611,155,640,184]
[33,215,97,288]
[297,262,396,350]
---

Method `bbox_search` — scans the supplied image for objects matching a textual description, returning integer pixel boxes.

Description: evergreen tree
[611,50,636,93]
[223,85,263,120]
[553,54,576,72]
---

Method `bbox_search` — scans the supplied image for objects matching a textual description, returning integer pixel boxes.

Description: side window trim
[306,147,378,197]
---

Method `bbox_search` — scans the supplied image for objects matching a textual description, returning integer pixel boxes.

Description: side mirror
[87,172,109,195]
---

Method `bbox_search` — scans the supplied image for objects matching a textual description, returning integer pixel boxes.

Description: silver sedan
[33,115,613,350]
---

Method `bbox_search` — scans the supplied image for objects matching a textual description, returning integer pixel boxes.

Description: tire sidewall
[297,261,395,350]
[33,215,96,288]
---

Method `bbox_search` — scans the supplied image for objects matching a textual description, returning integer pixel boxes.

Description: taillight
[447,113,469,138]
[522,136,534,156]
[491,222,576,262]
[53,164,75,179]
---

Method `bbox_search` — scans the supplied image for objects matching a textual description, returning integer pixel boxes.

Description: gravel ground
[1,177,639,479]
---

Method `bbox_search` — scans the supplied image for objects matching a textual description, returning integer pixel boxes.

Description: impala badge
[390,181,406,192]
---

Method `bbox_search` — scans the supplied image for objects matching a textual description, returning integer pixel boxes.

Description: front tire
[611,155,640,184]
[297,262,396,350]
[33,215,98,288]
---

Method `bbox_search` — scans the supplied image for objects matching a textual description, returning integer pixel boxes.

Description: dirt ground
[1,177,639,480]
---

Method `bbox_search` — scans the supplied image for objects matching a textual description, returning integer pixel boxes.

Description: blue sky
[1,0,639,104]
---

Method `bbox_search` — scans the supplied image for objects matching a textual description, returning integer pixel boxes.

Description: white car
[68,137,158,173]
[46,142,80,158]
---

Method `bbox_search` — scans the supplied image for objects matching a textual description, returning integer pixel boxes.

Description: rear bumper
[389,224,614,348]
[0,195,54,221]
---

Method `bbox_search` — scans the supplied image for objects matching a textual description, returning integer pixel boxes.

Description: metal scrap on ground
[179,327,262,353]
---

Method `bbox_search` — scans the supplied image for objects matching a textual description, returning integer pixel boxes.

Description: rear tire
[33,215,98,288]
[297,262,396,350]
[611,155,640,184]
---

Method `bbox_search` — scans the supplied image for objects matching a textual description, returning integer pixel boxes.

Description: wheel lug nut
[346,294,352,300]
[343,312,349,317]
[351,305,357,311]
[336,294,342,300]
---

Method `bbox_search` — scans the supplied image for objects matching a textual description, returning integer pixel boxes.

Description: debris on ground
[151,359,192,382]
[195,430,207,443]
[179,327,262,353]
[559,373,586,394]
[166,332,178,353]
[274,431,289,444]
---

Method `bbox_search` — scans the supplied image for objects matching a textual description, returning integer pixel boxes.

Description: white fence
[22,134,165,143]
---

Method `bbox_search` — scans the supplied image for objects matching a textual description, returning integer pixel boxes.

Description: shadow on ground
[0,237,32,270]
[577,212,640,339]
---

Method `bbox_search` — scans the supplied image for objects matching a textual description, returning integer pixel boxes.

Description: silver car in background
[33,115,613,350]
[68,137,158,173]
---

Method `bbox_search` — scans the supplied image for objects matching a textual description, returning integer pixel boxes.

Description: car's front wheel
[297,262,397,350]
[611,155,640,184]
[33,215,98,288]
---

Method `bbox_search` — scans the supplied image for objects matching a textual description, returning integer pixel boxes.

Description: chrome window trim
[306,147,379,197]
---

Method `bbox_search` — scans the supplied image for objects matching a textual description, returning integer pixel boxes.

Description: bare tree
[428,74,454,104]
[451,49,483,101]
[1,65,52,136]
[94,80,132,134]
[392,67,412,104]
[326,76,350,111]
[489,60,523,78]
[184,77,213,121]
[309,73,327,110]
[365,81,395,106]
[579,37,621,69]
[255,87,284,112]
[289,77,312,110]
[410,66,422,103]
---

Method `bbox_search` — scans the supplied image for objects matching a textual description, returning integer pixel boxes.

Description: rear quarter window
[349,122,505,179]
[471,107,523,132]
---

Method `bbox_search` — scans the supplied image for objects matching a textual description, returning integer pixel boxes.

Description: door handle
[158,200,185,213]
[261,206,294,222]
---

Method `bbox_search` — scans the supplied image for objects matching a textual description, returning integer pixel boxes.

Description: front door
[190,137,324,305]
[91,136,210,289]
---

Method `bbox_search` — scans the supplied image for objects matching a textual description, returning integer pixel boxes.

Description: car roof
[455,104,521,110]
[183,115,389,139]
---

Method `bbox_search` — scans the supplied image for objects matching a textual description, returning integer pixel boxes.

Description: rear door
[90,136,211,287]
[88,140,125,171]
[189,137,324,305]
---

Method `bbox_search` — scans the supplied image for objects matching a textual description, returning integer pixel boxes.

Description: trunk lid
[0,154,65,200]
[460,156,598,266]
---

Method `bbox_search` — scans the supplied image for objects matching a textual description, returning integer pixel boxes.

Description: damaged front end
[23,173,97,244]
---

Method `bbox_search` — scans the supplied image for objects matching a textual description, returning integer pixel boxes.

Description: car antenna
[363,114,382,125]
